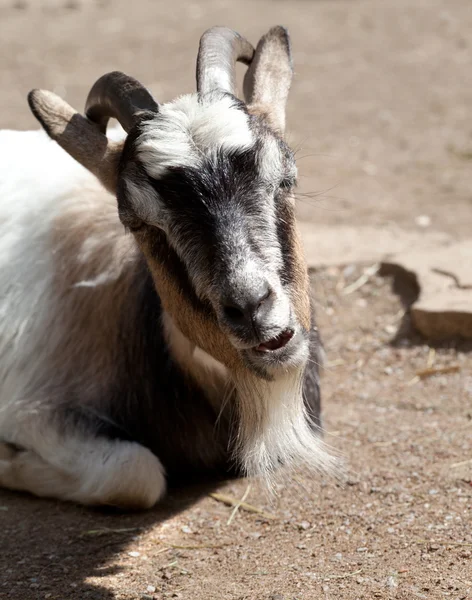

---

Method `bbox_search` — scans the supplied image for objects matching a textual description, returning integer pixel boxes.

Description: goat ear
[243,26,293,134]
[28,89,122,194]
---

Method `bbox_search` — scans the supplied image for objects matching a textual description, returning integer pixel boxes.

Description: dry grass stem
[341,264,379,296]
[210,492,276,520]
[227,484,252,525]
[80,527,142,537]
[165,542,229,550]
[325,358,346,368]
[416,365,460,379]
[426,348,436,368]
[160,560,178,570]
[324,568,363,581]
[450,458,472,469]
[416,539,472,548]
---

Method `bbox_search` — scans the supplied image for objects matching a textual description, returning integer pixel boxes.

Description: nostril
[221,282,275,330]
[223,304,246,322]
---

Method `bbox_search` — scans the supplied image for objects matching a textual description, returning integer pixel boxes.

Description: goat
[0,26,335,509]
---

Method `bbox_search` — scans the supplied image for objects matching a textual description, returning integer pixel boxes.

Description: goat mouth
[254,329,294,352]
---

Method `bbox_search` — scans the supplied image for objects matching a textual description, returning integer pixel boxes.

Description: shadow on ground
[0,479,222,599]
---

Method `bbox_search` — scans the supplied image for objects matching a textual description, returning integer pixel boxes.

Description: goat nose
[222,282,273,331]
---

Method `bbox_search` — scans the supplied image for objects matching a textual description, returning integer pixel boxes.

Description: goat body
[0,27,333,509]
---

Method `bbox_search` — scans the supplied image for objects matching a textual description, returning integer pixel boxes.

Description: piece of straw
[210,492,276,520]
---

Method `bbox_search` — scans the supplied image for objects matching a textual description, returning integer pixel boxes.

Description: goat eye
[279,177,295,191]
[127,220,145,233]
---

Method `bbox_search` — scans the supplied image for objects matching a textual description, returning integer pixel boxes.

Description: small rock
[362,161,377,176]
[356,547,368,552]
[270,595,284,600]
[181,525,192,534]
[64,0,80,9]
[128,551,140,558]
[298,521,311,530]
[415,215,431,228]
[343,264,356,278]
[147,585,156,593]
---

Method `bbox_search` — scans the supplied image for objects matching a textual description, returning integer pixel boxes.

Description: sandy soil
[0,1,471,599]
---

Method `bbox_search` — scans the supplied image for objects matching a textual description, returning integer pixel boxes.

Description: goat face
[27,26,311,378]
[117,91,310,377]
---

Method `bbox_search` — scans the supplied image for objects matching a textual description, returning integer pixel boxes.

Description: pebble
[128,551,140,558]
[415,215,431,227]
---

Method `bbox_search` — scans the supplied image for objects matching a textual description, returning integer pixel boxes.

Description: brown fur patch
[47,185,138,393]
[289,223,311,331]
[247,103,284,134]
[139,233,243,372]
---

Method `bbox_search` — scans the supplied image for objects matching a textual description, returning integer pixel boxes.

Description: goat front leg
[0,433,166,509]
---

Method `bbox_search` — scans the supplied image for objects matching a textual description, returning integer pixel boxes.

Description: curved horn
[196,26,255,96]
[85,71,158,134]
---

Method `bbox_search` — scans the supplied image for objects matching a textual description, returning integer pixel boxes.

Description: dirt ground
[0,0,471,599]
